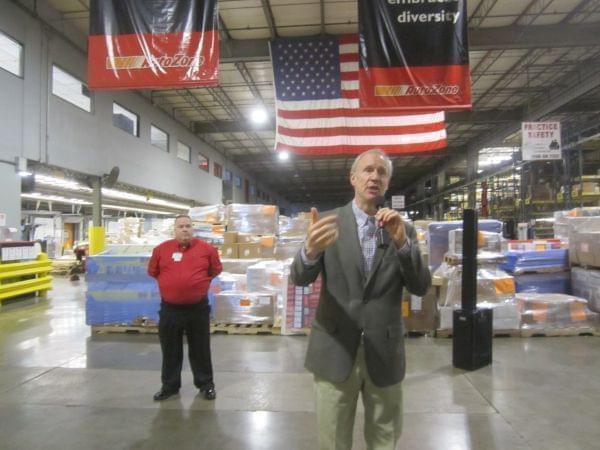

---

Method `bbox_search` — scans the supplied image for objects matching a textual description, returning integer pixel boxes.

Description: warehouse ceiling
[14,0,600,207]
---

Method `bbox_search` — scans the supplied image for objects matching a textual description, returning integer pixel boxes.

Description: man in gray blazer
[290,149,431,450]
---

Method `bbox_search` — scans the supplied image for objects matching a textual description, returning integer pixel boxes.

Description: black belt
[161,298,208,310]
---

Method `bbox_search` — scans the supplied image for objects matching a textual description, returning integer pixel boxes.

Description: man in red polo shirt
[148,214,222,401]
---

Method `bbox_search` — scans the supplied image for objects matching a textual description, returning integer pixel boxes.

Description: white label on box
[581,243,590,253]
[391,195,405,209]
[259,297,271,305]
[410,295,423,311]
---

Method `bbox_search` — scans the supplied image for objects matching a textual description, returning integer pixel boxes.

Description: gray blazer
[290,201,431,387]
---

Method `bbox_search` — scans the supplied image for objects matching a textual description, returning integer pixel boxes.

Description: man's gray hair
[350,149,393,178]
[174,214,192,222]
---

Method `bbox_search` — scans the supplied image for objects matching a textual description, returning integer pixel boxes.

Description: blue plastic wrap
[427,220,503,270]
[500,249,569,275]
[86,254,160,325]
[514,272,571,295]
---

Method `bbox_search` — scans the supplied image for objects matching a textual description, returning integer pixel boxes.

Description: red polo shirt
[148,238,222,305]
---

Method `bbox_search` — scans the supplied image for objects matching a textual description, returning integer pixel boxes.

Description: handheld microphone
[374,196,388,248]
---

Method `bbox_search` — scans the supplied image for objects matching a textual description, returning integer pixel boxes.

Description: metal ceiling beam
[405,60,600,194]
[220,23,600,62]
[260,0,277,40]
[229,150,450,165]
[191,108,533,135]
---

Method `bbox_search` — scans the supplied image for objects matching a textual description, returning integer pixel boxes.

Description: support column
[89,177,105,255]
[466,148,479,209]
[0,162,21,230]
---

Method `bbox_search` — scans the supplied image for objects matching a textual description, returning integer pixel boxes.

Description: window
[234,175,242,189]
[52,66,91,112]
[250,184,256,196]
[214,163,223,179]
[223,169,232,183]
[113,103,139,136]
[0,31,22,77]
[198,153,209,172]
[177,141,191,162]
[150,125,169,152]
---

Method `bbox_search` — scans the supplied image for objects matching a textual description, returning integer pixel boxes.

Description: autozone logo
[375,84,460,96]
[106,54,204,70]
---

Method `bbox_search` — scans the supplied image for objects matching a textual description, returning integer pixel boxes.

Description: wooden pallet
[435,329,521,339]
[210,323,280,335]
[92,322,282,335]
[520,327,600,338]
[92,325,158,334]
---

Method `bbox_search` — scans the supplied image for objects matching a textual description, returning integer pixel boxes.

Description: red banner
[88,0,219,90]
[359,0,471,111]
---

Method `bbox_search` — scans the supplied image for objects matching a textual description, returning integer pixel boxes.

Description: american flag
[270,35,447,155]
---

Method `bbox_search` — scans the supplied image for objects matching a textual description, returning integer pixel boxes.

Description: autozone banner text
[359,0,471,111]
[88,0,219,90]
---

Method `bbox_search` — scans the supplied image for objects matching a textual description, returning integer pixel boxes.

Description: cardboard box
[213,293,276,324]
[404,286,437,333]
[260,235,277,258]
[238,233,260,244]
[238,243,262,259]
[221,244,238,259]
[223,232,238,245]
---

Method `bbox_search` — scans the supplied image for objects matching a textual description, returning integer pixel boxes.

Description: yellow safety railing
[0,253,53,302]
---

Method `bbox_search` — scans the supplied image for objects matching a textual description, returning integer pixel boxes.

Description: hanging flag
[88,0,219,90]
[358,0,471,111]
[270,36,447,156]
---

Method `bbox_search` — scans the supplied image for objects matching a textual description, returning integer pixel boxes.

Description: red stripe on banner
[341,90,359,99]
[338,35,359,45]
[276,139,447,155]
[88,31,219,90]
[278,122,445,137]
[277,108,444,120]
[339,54,359,63]
[359,65,471,111]
[341,72,359,81]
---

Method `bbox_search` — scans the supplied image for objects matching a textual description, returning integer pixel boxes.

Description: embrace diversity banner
[270,36,447,156]
[88,0,219,90]
[358,0,471,111]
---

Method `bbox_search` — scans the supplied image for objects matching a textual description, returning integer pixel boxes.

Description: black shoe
[153,389,179,401]
[200,386,216,400]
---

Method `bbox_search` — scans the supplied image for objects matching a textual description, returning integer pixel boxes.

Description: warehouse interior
[1,0,600,449]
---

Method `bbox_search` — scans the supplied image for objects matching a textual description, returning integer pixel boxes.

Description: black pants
[158,301,214,392]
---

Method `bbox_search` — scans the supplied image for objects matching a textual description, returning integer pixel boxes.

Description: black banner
[89,0,219,90]
[359,0,471,110]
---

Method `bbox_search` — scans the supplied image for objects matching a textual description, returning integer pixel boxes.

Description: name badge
[172,252,183,262]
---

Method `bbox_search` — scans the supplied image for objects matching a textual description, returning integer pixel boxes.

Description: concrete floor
[1,279,599,450]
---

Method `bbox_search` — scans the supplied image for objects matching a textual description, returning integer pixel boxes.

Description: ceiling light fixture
[250,106,268,124]
[278,151,290,161]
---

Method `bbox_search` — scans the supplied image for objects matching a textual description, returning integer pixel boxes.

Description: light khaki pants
[314,341,403,450]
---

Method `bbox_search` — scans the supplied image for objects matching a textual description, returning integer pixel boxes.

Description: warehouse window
[234,175,242,189]
[150,125,169,152]
[214,163,223,179]
[177,141,191,163]
[52,65,91,112]
[198,153,209,172]
[113,103,139,136]
[0,30,23,77]
[223,169,232,183]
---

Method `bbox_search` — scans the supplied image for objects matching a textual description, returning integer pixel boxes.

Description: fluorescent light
[278,151,290,161]
[250,106,268,124]
[102,188,190,210]
[18,171,32,177]
[21,193,92,205]
[34,174,92,192]
[33,175,190,210]
[102,204,173,215]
